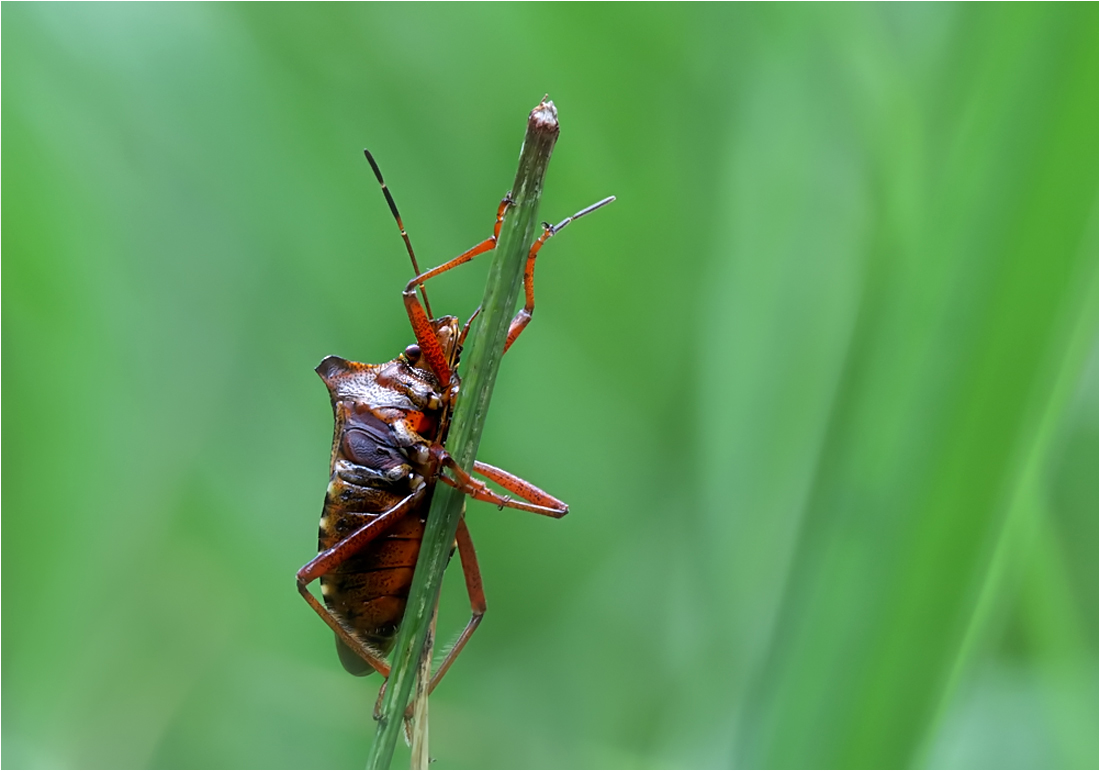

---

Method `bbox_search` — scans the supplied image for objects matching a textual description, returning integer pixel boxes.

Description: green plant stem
[408,608,435,770]
[366,97,560,770]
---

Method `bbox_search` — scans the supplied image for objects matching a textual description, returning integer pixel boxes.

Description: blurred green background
[3,4,1096,769]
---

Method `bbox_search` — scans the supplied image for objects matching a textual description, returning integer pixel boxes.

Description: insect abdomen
[318,408,432,673]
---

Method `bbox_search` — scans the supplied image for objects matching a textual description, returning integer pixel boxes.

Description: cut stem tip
[529,97,560,136]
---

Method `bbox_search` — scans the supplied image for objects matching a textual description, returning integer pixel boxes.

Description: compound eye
[404,344,421,366]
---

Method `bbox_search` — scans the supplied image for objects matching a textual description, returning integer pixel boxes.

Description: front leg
[402,196,513,383]
[503,196,615,354]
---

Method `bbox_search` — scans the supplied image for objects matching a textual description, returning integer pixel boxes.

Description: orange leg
[432,446,568,518]
[471,459,569,517]
[296,490,426,678]
[402,196,512,383]
[426,517,486,694]
[503,196,615,354]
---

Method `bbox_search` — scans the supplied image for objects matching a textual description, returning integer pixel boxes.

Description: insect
[296,150,613,698]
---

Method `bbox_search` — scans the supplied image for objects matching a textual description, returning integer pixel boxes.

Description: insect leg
[472,460,569,516]
[426,517,486,695]
[433,448,568,518]
[296,490,425,677]
[504,196,615,354]
[402,196,512,383]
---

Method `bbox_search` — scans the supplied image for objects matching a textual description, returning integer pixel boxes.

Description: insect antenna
[363,149,433,318]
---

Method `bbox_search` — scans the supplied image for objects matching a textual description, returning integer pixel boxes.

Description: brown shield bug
[296,150,613,697]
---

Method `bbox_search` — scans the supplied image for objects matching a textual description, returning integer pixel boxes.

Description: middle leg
[431,446,569,518]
